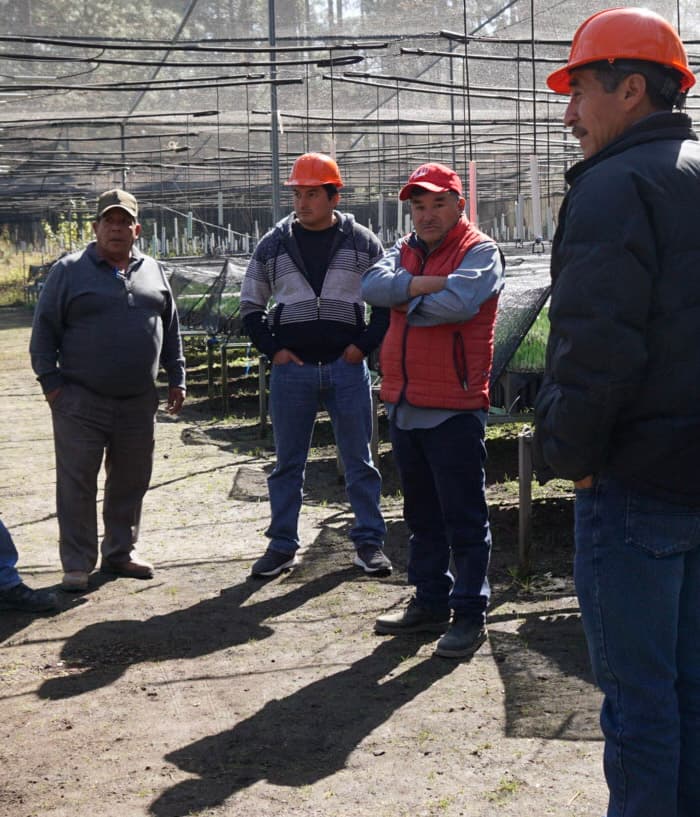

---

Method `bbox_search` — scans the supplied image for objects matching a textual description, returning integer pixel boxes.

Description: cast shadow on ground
[36,564,357,701]
[149,634,458,817]
[0,577,96,644]
[0,603,62,643]
[488,599,600,742]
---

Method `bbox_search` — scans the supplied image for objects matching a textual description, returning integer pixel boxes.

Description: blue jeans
[0,519,21,590]
[575,475,700,817]
[266,357,385,554]
[389,413,491,620]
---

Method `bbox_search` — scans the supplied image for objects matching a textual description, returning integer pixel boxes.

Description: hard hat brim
[284,179,343,189]
[547,58,696,95]
[546,65,573,94]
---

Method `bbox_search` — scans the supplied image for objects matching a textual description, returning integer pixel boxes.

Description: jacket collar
[86,240,142,269]
[408,214,470,255]
[566,112,697,185]
[277,210,350,238]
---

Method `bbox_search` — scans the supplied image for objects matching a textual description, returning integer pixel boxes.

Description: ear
[133,222,142,239]
[620,73,647,108]
[92,220,99,235]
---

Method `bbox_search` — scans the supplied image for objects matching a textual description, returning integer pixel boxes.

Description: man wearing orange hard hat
[533,9,700,816]
[241,153,391,579]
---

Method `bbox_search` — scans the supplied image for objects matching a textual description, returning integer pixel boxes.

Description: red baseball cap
[399,162,463,201]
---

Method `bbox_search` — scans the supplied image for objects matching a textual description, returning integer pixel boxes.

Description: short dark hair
[322,183,339,199]
[590,59,685,110]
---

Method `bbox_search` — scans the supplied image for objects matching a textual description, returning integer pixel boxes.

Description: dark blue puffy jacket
[534,112,700,505]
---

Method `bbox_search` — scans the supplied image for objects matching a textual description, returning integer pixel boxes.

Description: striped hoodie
[241,211,389,364]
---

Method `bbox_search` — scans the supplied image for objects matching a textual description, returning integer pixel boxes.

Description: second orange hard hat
[547,7,695,94]
[285,153,344,188]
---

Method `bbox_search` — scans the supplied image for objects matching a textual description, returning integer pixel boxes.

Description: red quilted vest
[379,217,499,410]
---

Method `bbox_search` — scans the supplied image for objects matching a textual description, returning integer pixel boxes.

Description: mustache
[571,126,587,139]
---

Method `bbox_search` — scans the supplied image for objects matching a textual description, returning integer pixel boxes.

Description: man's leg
[50,385,108,573]
[426,413,491,623]
[575,475,700,817]
[325,358,386,549]
[388,420,451,612]
[0,519,20,590]
[101,387,158,563]
[0,519,57,612]
[265,362,319,555]
[678,546,700,817]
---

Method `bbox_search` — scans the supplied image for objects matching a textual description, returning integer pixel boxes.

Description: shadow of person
[0,599,59,643]
[37,566,357,701]
[489,608,600,741]
[0,579,94,644]
[149,635,459,817]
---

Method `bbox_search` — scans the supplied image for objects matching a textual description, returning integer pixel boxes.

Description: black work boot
[434,617,487,658]
[375,597,450,635]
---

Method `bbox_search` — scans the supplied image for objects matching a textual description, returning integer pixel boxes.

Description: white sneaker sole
[352,554,393,574]
[252,556,297,578]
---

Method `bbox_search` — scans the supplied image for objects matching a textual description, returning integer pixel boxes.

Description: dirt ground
[0,305,607,817]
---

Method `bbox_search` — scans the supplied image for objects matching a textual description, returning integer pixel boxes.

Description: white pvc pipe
[516,194,524,242]
[529,154,543,239]
[468,160,478,226]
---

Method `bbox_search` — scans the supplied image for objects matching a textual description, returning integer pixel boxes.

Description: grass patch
[508,309,549,372]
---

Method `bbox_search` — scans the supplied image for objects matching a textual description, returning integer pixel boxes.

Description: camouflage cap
[96,189,138,220]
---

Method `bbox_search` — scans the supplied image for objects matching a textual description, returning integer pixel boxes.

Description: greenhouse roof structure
[0,0,698,240]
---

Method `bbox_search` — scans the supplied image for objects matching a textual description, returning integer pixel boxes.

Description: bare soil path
[0,305,606,817]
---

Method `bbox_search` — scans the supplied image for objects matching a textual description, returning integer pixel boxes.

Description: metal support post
[518,425,534,572]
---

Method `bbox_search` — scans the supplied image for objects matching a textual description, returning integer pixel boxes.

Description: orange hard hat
[284,152,343,188]
[547,7,696,94]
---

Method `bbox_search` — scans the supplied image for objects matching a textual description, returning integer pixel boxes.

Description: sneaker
[434,617,487,658]
[375,597,450,635]
[0,582,58,613]
[250,548,296,578]
[353,545,393,575]
[61,571,89,592]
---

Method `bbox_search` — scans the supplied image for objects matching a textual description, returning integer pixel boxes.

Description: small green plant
[0,228,45,305]
[41,206,92,256]
[488,774,521,802]
[506,565,534,593]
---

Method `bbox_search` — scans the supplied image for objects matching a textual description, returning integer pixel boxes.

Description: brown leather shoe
[100,557,154,580]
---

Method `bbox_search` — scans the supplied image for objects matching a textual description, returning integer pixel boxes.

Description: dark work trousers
[388,412,491,621]
[49,382,159,573]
